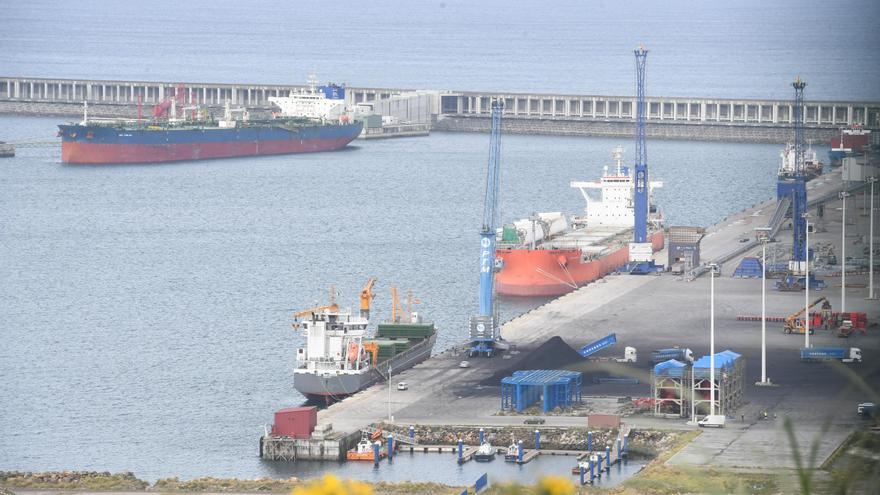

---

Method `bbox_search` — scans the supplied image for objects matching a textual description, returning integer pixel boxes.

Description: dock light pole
[387,365,392,423]
[868,177,877,300]
[755,227,772,386]
[804,214,811,349]
[709,262,718,416]
[840,191,850,314]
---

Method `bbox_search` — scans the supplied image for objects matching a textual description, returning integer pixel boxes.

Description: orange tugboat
[346,429,388,461]
[496,146,664,297]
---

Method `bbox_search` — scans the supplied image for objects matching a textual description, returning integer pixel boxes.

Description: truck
[651,347,694,364]
[800,347,862,363]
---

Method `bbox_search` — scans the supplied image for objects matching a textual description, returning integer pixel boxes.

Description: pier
[262,167,878,473]
[2,76,878,143]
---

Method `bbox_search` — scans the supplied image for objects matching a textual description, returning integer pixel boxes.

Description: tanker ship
[495,146,664,297]
[292,285,436,403]
[58,76,362,164]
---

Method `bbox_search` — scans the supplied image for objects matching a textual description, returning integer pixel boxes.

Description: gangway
[578,333,618,358]
[361,426,418,446]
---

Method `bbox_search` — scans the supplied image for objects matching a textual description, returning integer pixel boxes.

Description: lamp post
[840,191,850,313]
[755,227,772,386]
[804,214,811,349]
[709,262,719,416]
[868,177,877,300]
[388,365,393,423]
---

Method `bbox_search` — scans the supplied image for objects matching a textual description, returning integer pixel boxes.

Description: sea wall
[434,115,839,144]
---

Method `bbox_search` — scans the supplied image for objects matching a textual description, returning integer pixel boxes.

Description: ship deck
[528,225,631,253]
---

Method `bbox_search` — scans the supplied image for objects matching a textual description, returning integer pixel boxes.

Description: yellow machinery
[360,277,377,318]
[292,285,339,325]
[783,296,831,334]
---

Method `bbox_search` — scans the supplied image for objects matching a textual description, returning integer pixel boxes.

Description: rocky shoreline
[376,423,683,457]
[0,472,457,495]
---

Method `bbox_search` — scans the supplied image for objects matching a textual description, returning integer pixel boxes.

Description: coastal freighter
[495,146,664,297]
[292,287,436,402]
[58,76,362,164]
[778,141,823,180]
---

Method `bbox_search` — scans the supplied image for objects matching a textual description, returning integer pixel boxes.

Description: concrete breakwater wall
[434,115,839,144]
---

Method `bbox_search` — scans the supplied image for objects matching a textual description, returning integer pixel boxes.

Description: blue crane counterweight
[469,100,508,357]
[623,46,663,275]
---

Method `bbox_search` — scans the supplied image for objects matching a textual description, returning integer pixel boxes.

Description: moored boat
[59,75,362,164]
[292,286,437,403]
[495,146,664,297]
[474,442,496,462]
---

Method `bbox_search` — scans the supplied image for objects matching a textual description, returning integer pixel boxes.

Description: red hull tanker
[496,231,665,296]
[495,146,665,297]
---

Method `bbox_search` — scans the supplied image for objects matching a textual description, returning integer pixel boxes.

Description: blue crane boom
[479,100,503,316]
[469,100,507,357]
[623,46,663,274]
[633,47,649,245]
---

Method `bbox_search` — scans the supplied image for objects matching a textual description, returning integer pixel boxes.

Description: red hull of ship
[496,231,665,297]
[61,137,355,164]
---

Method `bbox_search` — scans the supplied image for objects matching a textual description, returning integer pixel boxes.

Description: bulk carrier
[58,76,362,164]
[292,286,436,402]
[495,146,664,297]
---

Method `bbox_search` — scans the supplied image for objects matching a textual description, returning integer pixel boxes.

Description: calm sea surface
[0,0,863,483]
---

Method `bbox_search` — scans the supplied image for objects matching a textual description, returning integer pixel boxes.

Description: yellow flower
[290,475,373,495]
[536,475,575,495]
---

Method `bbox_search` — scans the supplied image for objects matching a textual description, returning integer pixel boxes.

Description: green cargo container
[501,226,519,243]
[376,323,435,339]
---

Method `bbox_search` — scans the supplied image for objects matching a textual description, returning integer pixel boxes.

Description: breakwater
[2,76,878,143]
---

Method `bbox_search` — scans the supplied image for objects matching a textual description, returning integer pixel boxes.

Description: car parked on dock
[397,382,408,391]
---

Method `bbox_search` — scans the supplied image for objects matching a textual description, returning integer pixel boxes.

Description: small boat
[571,454,599,474]
[474,442,496,462]
[346,437,386,461]
[504,443,519,462]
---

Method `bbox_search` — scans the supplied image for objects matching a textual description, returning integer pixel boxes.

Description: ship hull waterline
[496,230,665,297]
[58,122,363,164]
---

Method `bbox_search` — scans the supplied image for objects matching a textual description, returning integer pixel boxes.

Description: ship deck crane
[293,285,338,320]
[468,99,509,357]
[360,277,376,318]
[623,46,663,274]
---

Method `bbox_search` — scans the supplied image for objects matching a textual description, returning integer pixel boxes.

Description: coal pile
[482,336,585,385]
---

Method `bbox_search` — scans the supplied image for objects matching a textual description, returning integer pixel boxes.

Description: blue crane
[776,77,821,290]
[469,100,507,357]
[623,46,663,274]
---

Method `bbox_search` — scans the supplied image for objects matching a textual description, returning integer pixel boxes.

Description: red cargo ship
[496,146,665,297]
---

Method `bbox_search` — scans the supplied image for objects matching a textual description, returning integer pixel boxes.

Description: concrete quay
[305,166,878,472]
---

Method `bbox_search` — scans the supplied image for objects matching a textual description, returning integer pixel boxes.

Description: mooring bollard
[587,431,593,452]
[623,434,629,458]
[479,428,485,444]
[457,438,463,462]
[409,425,415,441]
[517,440,524,463]
[534,429,540,451]
[373,440,381,466]
[579,465,585,485]
[605,444,611,471]
[387,434,394,462]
